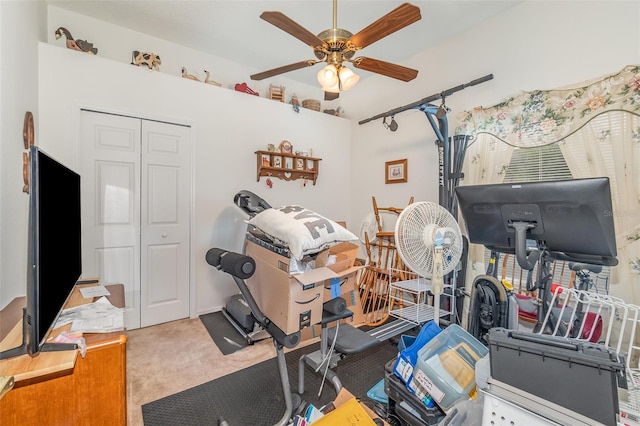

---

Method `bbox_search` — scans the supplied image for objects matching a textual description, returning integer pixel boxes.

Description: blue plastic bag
[393,320,442,407]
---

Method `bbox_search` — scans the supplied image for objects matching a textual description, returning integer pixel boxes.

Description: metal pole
[358,74,493,125]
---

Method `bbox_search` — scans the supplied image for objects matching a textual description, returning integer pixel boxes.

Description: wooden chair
[357,196,414,326]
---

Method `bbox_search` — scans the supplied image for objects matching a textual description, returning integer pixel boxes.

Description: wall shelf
[255,150,321,185]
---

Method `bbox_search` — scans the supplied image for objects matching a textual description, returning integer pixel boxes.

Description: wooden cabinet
[0,284,127,426]
[256,150,322,185]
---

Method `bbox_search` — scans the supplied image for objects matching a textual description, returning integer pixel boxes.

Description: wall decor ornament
[234,82,259,96]
[181,67,200,81]
[279,140,293,154]
[54,27,98,55]
[385,159,407,184]
[131,51,161,70]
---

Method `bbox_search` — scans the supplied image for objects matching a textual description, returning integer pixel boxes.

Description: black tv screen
[26,146,82,356]
[455,177,618,266]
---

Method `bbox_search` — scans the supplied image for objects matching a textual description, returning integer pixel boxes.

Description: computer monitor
[455,177,618,268]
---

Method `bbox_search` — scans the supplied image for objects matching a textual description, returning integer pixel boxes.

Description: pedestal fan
[394,202,463,325]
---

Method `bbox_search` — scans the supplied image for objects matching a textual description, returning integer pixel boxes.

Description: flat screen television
[0,146,81,359]
[454,177,618,268]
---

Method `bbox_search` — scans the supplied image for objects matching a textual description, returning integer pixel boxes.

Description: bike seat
[569,262,602,274]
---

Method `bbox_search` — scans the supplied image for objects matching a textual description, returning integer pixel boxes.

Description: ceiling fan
[250,1,421,100]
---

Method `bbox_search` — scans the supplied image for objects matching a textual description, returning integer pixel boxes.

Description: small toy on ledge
[181,67,200,81]
[269,85,285,102]
[290,94,300,113]
[234,83,259,96]
[54,27,98,55]
[323,107,344,117]
[204,70,221,86]
[131,51,161,70]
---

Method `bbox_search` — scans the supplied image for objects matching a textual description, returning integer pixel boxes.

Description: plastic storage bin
[488,327,625,426]
[398,334,417,352]
[412,324,488,411]
[366,378,388,404]
[385,360,445,425]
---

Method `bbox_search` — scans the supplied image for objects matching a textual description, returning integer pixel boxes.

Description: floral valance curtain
[453,65,640,304]
[454,65,640,147]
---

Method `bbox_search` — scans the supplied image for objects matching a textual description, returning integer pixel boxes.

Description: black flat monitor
[0,146,82,359]
[454,177,618,268]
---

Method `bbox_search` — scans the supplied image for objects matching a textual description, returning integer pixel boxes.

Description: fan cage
[394,202,463,278]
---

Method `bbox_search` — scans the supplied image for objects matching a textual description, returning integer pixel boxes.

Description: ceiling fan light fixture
[322,79,340,93]
[339,66,359,91]
[317,64,338,87]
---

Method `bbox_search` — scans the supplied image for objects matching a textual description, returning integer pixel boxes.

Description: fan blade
[352,57,418,82]
[348,3,421,50]
[324,91,339,101]
[251,60,316,80]
[260,11,326,49]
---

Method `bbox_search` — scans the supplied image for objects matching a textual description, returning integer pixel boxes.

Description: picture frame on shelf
[279,140,293,154]
[385,159,407,184]
[296,158,305,170]
[273,156,282,168]
[284,157,293,169]
[261,154,271,167]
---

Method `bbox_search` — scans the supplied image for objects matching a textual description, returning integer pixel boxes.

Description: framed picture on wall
[273,156,282,168]
[385,159,407,184]
[285,157,293,169]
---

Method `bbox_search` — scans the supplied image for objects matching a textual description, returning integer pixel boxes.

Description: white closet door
[140,120,191,327]
[80,110,191,329]
[80,111,142,328]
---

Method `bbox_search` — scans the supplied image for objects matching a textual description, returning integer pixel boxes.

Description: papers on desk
[79,285,111,298]
[55,296,124,333]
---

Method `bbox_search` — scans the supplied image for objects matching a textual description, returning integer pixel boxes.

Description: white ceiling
[46,1,520,88]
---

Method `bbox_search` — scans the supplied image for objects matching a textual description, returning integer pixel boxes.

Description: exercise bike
[221,190,272,345]
[540,262,605,342]
[206,247,302,426]
[518,258,605,342]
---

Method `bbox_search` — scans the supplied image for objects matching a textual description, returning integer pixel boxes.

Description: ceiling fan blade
[325,91,339,101]
[260,11,326,49]
[348,3,421,50]
[352,57,418,82]
[251,60,316,81]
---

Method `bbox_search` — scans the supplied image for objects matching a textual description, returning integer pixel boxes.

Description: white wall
[346,1,640,300]
[0,1,47,309]
[38,42,352,317]
[46,5,324,109]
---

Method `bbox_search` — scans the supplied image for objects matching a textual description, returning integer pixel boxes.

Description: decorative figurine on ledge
[234,83,259,96]
[54,27,98,55]
[181,67,200,81]
[290,94,300,113]
[131,51,161,70]
[204,70,221,86]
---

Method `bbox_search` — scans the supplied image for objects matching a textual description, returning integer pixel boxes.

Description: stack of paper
[55,296,124,333]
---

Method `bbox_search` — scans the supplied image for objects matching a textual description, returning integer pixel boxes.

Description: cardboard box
[300,289,365,341]
[245,238,361,336]
[327,242,359,268]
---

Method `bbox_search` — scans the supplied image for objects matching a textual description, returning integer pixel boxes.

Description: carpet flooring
[142,338,399,425]
[199,311,249,355]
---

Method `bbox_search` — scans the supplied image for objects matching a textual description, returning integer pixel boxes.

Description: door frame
[72,104,197,324]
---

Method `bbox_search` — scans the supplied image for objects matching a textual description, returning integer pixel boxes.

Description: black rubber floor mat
[199,311,248,355]
[142,339,398,426]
